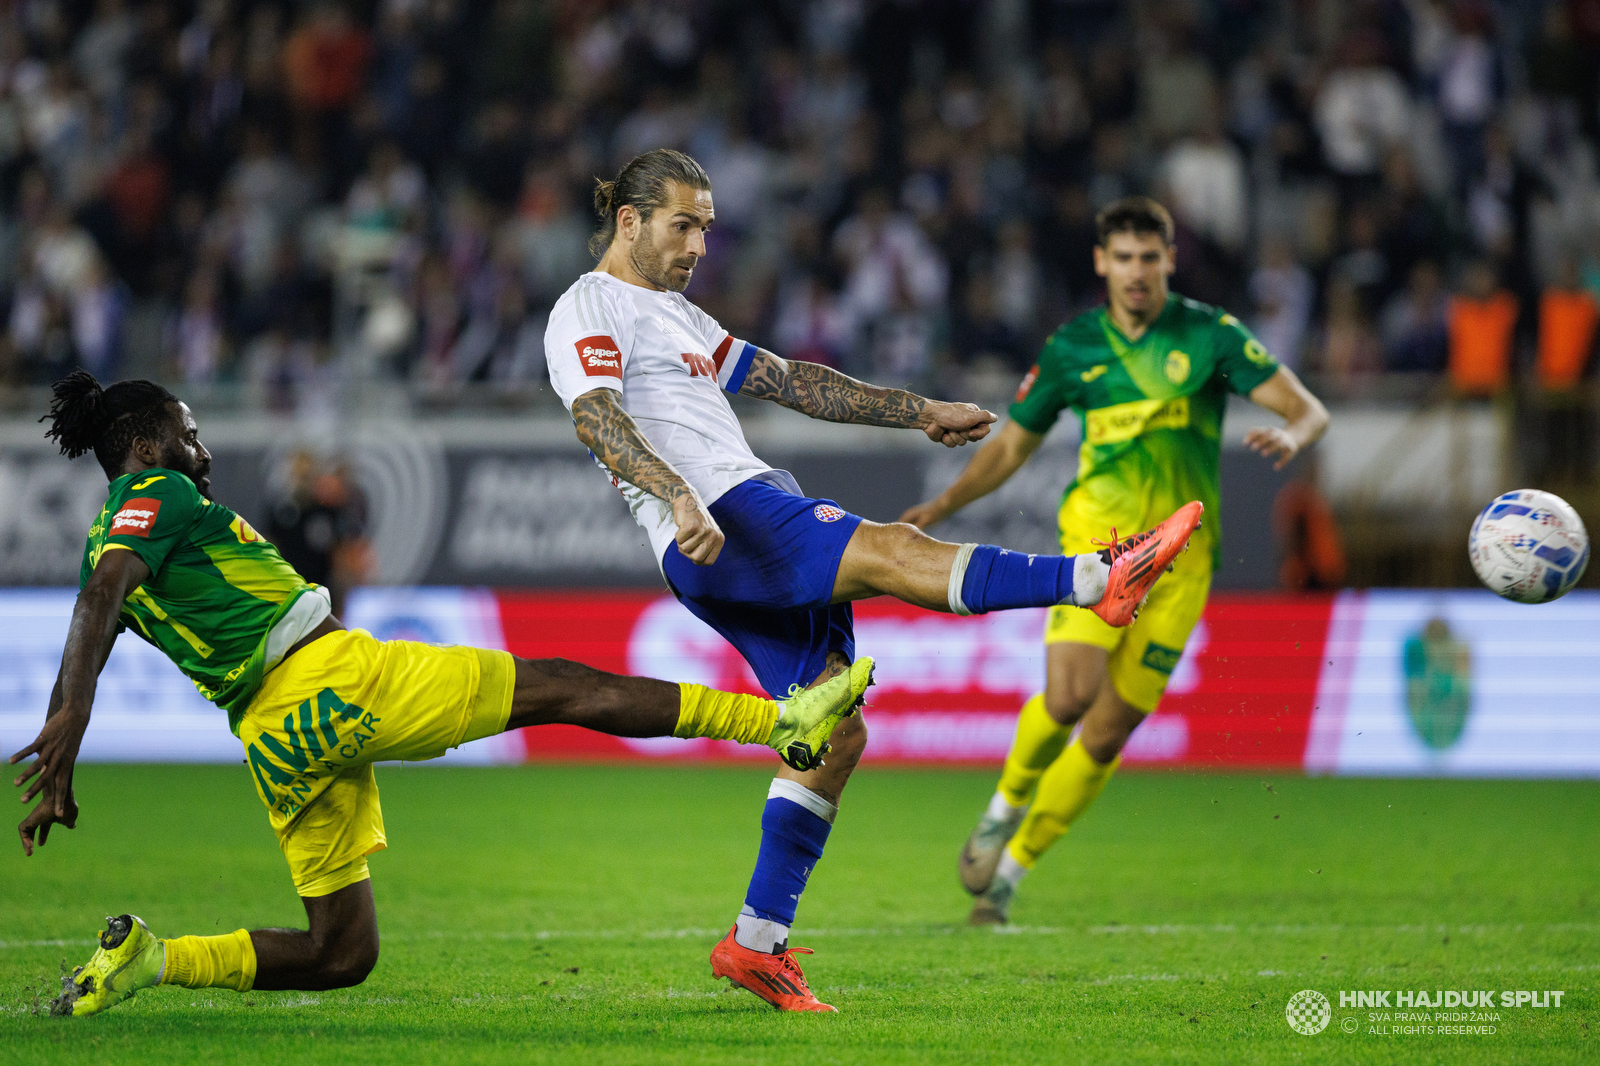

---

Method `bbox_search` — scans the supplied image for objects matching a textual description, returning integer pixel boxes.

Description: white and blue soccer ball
[1468,489,1590,604]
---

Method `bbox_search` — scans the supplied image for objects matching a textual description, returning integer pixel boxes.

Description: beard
[160,445,212,499]
[628,226,696,293]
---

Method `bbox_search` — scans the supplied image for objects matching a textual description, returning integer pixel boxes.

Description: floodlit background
[0,0,1597,774]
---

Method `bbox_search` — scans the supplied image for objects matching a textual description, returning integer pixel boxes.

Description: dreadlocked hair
[41,370,180,479]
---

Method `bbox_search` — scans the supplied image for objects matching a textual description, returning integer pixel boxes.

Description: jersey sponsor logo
[1080,365,1109,383]
[681,351,717,379]
[109,497,163,538]
[231,515,264,544]
[1015,364,1040,402]
[1085,396,1190,445]
[1141,641,1185,675]
[1165,349,1191,384]
[576,335,623,377]
[814,504,845,523]
[1243,337,1274,366]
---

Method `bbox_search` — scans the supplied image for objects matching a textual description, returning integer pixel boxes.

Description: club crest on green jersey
[1164,350,1190,384]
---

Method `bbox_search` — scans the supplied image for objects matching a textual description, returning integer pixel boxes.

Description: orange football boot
[710,926,836,1012]
[1089,501,1204,627]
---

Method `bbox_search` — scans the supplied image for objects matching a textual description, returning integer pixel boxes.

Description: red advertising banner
[494,592,1337,769]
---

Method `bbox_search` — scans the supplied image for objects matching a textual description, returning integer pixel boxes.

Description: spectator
[1328,201,1392,316]
[1381,260,1450,373]
[1533,255,1599,483]
[70,254,124,378]
[1434,3,1500,192]
[282,3,370,116]
[1314,32,1410,198]
[1138,21,1214,145]
[263,450,370,619]
[1538,256,1599,391]
[1162,103,1248,256]
[1447,260,1517,397]
[1315,276,1381,393]
[1273,452,1346,591]
[170,270,226,385]
[1249,236,1313,370]
[0,0,1593,427]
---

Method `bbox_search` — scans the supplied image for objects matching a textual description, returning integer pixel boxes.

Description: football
[1468,489,1591,603]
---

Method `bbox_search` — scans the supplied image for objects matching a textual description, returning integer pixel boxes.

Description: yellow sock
[996,693,1072,807]
[160,929,257,992]
[674,683,779,745]
[1007,740,1120,869]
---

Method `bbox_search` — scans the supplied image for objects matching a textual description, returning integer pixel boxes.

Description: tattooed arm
[738,349,997,447]
[570,388,724,565]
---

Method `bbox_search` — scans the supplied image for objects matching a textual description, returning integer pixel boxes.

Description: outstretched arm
[1244,367,1330,470]
[570,387,724,565]
[898,420,1047,529]
[11,547,147,855]
[739,349,996,447]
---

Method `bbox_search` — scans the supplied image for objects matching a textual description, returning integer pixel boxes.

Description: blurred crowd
[0,0,1598,414]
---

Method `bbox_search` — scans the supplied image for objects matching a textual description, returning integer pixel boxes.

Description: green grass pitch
[1,763,1595,1064]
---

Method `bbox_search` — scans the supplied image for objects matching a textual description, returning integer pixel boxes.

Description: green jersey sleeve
[1008,336,1080,434]
[1210,311,1281,396]
[102,471,202,577]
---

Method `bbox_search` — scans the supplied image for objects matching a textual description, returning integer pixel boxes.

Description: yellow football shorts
[1044,497,1213,713]
[237,629,515,897]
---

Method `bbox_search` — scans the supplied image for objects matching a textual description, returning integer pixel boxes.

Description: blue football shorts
[661,471,861,698]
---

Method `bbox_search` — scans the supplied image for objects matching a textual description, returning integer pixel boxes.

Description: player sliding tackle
[546,149,1202,1011]
[13,371,872,1017]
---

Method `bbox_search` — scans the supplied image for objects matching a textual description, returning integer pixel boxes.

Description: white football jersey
[544,270,769,563]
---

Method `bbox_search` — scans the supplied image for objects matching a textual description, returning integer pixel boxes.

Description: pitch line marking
[7,922,1600,952]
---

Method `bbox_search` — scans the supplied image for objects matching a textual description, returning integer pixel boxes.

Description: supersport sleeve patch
[109,497,162,537]
[544,279,631,409]
[575,335,624,378]
[714,336,757,394]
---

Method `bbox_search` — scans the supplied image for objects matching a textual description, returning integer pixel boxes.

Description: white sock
[1070,553,1111,606]
[768,777,838,823]
[947,542,978,615]
[985,790,1025,822]
[995,850,1029,888]
[734,905,790,954]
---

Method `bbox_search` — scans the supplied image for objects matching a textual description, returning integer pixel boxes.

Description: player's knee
[827,712,868,769]
[1080,706,1145,763]
[318,938,379,989]
[861,521,928,570]
[1043,686,1091,726]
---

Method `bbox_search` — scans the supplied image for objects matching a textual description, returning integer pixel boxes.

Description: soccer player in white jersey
[543,149,1203,1012]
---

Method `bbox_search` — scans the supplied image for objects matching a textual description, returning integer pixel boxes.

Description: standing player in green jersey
[12,371,871,1016]
[900,198,1329,923]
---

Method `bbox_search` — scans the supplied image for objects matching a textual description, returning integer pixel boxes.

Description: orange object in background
[1448,291,1519,395]
[1273,480,1347,592]
[1538,288,1599,389]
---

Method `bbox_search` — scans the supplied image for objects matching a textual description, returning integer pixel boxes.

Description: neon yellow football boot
[767,656,875,771]
[52,914,165,1017]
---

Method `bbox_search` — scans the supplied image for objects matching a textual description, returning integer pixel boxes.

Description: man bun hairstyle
[1095,195,1175,247]
[589,148,712,259]
[42,370,181,479]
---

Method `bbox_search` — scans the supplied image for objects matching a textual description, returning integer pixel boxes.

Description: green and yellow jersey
[1010,293,1280,568]
[81,468,330,733]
